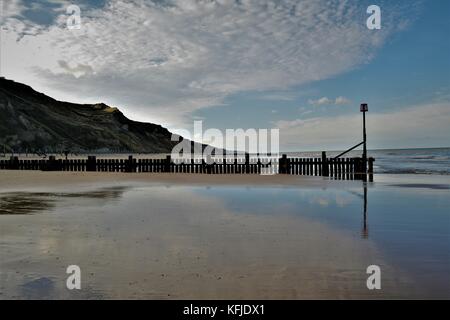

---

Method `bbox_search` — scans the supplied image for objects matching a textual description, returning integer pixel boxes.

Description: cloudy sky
[1,0,449,151]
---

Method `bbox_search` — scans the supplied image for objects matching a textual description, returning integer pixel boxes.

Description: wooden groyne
[0,153,374,180]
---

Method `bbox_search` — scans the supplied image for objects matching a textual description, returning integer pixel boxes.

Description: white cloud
[334,96,351,105]
[308,97,332,106]
[274,101,450,150]
[308,96,351,106]
[1,0,401,128]
[1,0,24,19]
[259,92,297,101]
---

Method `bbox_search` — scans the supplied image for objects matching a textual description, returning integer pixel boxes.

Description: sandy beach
[2,170,448,299]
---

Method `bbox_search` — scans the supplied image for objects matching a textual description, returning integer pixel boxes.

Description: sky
[1,0,449,151]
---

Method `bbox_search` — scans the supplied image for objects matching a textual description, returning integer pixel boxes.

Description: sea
[287,147,450,175]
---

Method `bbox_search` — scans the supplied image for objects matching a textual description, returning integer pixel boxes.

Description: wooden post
[245,153,250,174]
[321,152,329,177]
[125,155,133,172]
[368,157,374,174]
[312,158,316,176]
[165,155,171,173]
[278,154,287,174]
[9,156,19,170]
[368,157,374,182]
[127,155,132,172]
[355,157,362,180]
[87,156,96,172]
[205,155,211,174]
[48,155,56,171]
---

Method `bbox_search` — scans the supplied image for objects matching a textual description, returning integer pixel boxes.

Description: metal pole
[362,110,367,174]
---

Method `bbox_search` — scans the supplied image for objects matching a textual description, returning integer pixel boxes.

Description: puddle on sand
[0,194,56,215]
[0,187,128,215]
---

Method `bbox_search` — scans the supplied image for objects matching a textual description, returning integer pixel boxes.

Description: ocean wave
[375,167,450,175]
[288,148,450,175]
[408,156,437,160]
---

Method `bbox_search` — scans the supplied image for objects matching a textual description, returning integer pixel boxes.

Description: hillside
[0,77,184,154]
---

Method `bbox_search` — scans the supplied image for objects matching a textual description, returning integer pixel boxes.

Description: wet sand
[0,170,359,191]
[0,171,448,299]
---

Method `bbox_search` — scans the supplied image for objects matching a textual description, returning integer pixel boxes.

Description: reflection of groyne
[0,154,374,180]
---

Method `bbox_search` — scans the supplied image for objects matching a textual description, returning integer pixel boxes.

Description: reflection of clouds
[307,190,354,208]
[335,194,353,207]
[311,197,330,207]
[300,189,355,208]
[20,277,55,300]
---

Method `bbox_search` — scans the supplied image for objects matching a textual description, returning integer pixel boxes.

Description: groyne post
[165,155,171,173]
[9,156,19,170]
[321,151,329,177]
[87,156,96,172]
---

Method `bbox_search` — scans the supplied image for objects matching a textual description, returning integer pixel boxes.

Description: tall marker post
[360,103,368,175]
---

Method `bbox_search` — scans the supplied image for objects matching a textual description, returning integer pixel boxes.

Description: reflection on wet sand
[0,194,56,215]
[0,183,414,300]
[1,177,449,299]
[359,183,369,239]
[345,183,369,239]
[363,183,368,239]
[0,187,128,215]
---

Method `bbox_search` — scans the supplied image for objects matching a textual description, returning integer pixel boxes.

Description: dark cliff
[0,77,182,153]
